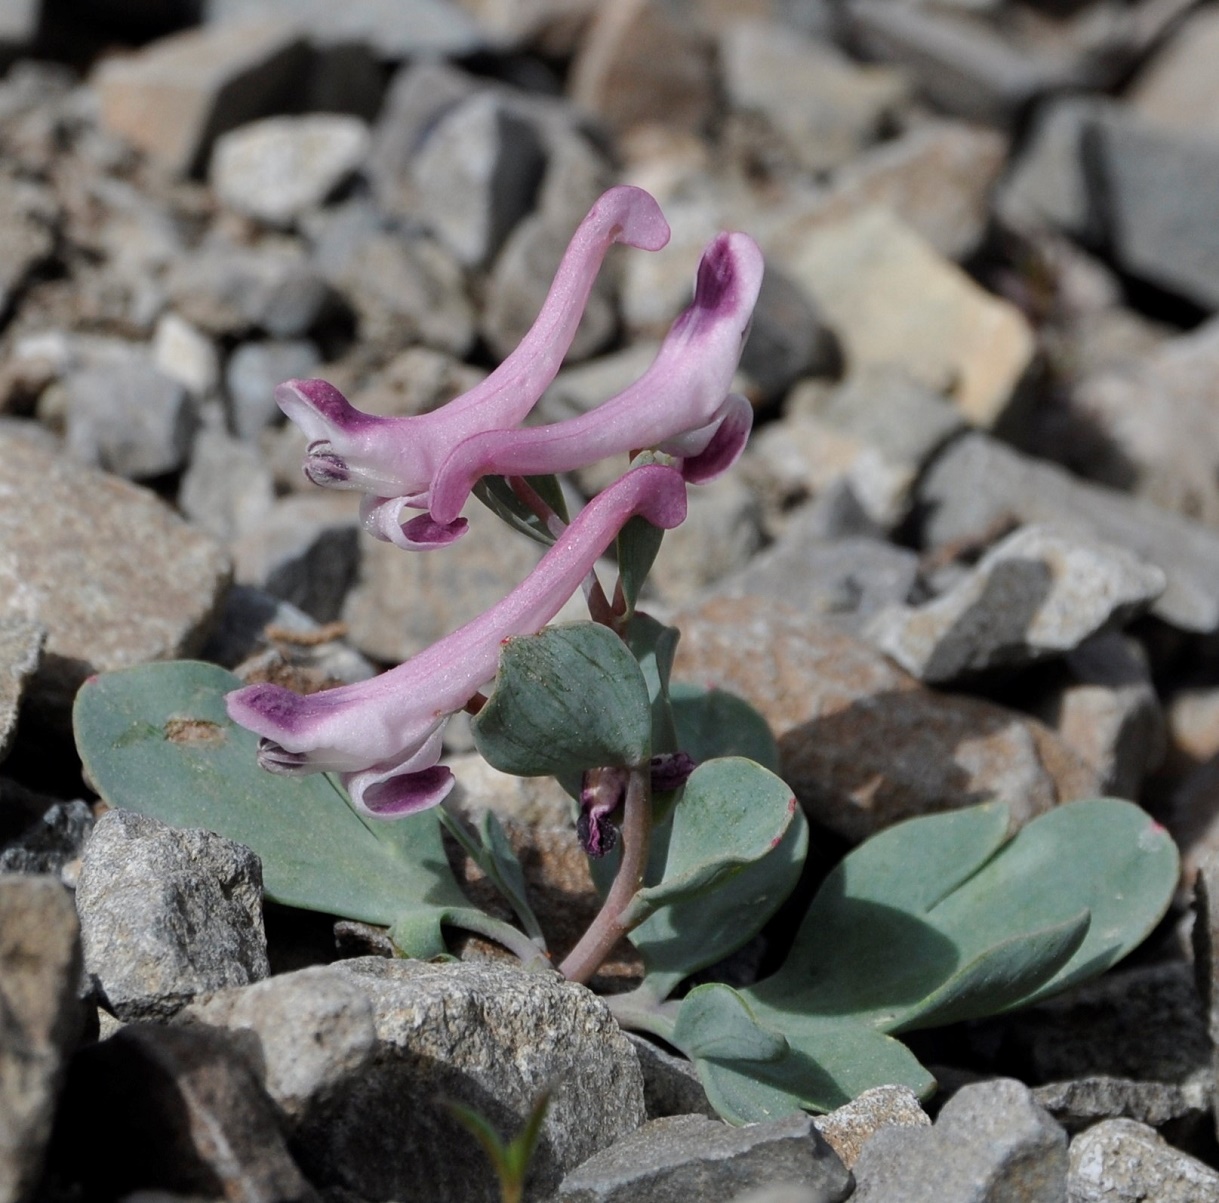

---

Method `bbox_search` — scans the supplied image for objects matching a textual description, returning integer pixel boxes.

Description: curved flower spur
[276,184,671,550]
[420,230,765,540]
[225,464,688,819]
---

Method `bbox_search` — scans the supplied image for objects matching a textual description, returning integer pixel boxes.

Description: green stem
[605,984,681,1042]
[558,765,652,984]
[446,909,552,973]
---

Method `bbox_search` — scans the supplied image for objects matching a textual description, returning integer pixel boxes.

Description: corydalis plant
[72,184,1179,1131]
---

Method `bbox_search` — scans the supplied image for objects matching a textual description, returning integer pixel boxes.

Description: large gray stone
[0,797,93,881]
[1068,1118,1219,1201]
[851,1078,1067,1202]
[0,876,82,1203]
[226,339,321,440]
[917,433,1219,634]
[557,1113,852,1203]
[178,419,276,544]
[76,810,269,1022]
[811,1085,929,1171]
[865,524,1165,684]
[1032,1075,1210,1135]
[0,617,41,762]
[0,423,230,716]
[291,958,646,1203]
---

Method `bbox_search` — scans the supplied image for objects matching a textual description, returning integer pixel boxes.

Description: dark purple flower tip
[680,394,753,485]
[578,766,629,858]
[359,765,455,818]
[649,751,697,794]
[256,738,311,774]
[276,378,380,435]
[399,512,469,549]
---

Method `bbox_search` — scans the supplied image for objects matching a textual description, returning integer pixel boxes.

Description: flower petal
[671,393,754,483]
[360,495,469,550]
[348,765,456,818]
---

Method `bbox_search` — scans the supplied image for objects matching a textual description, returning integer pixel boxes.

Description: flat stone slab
[0,423,230,715]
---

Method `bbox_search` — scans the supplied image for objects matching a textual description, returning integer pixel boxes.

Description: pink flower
[421,231,764,535]
[225,464,688,818]
[277,185,670,549]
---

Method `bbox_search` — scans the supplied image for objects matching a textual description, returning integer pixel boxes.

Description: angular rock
[1032,1075,1210,1135]
[557,1113,852,1203]
[1091,111,1219,311]
[1127,5,1219,134]
[917,432,1219,634]
[1032,633,1165,800]
[211,114,371,228]
[0,173,55,318]
[179,419,276,544]
[672,595,1099,842]
[811,1085,929,1171]
[0,616,41,762]
[164,234,334,338]
[0,875,82,1203]
[1068,1118,1219,1201]
[292,958,646,1202]
[0,795,93,881]
[1192,851,1219,1133]
[63,356,196,480]
[1069,315,1219,525]
[226,339,321,439]
[1172,757,1219,890]
[151,312,220,399]
[342,499,545,663]
[0,423,230,715]
[866,524,1165,684]
[348,345,486,419]
[54,1022,315,1202]
[232,492,360,623]
[850,1079,1066,1203]
[409,91,546,268]
[569,0,716,137]
[76,809,269,1022]
[995,962,1209,1086]
[813,118,1006,262]
[179,965,378,1128]
[627,1034,717,1121]
[92,19,309,176]
[740,267,840,401]
[774,207,1035,428]
[719,20,908,172]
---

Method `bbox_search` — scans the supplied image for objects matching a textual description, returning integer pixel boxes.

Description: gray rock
[206,0,489,58]
[811,1085,929,1171]
[55,1021,316,1202]
[865,524,1165,684]
[1032,1075,1210,1134]
[846,0,1080,124]
[0,798,93,882]
[719,19,909,173]
[347,345,486,419]
[539,342,663,424]
[0,173,55,318]
[557,1113,852,1203]
[232,492,360,624]
[672,595,1100,842]
[0,423,231,716]
[649,476,764,607]
[63,356,196,480]
[850,1078,1067,1203]
[76,810,269,1022]
[1068,1118,1219,1201]
[178,419,276,544]
[0,616,41,762]
[92,19,310,176]
[179,965,378,1128]
[1191,851,1219,1138]
[292,957,646,1202]
[997,962,1209,1086]
[409,91,546,269]
[0,875,82,1203]
[164,234,333,339]
[226,339,322,440]
[0,0,39,51]
[343,498,545,663]
[151,313,220,400]
[740,267,841,401]
[211,115,371,228]
[1032,633,1165,800]
[1092,111,1219,312]
[916,432,1219,634]
[1126,5,1219,134]
[312,203,476,357]
[627,1034,717,1120]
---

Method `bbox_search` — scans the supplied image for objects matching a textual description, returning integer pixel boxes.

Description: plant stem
[448,910,553,973]
[558,765,652,984]
[604,985,680,1042]
[507,474,565,539]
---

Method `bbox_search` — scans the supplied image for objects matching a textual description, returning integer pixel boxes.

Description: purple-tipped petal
[425,232,764,526]
[649,750,697,794]
[351,765,455,818]
[673,394,753,484]
[578,765,628,857]
[360,495,468,550]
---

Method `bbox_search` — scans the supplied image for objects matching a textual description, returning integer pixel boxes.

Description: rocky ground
[5,0,1219,1199]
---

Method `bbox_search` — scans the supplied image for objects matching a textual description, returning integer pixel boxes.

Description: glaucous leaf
[670,682,781,773]
[472,474,569,547]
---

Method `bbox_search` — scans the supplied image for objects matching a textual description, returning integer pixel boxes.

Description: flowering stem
[559,765,652,984]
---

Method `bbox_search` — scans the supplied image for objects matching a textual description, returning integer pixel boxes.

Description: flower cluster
[226,187,764,818]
